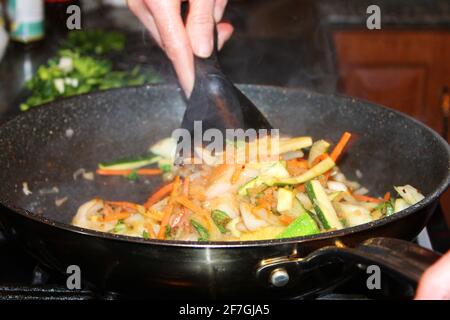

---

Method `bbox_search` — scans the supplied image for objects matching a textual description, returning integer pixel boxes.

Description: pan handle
[256,237,441,288]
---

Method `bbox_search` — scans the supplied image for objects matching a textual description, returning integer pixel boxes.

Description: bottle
[0,2,9,60]
[7,0,45,43]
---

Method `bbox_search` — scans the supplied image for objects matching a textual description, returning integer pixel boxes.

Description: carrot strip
[287,158,309,169]
[175,196,207,215]
[169,176,181,203]
[136,168,162,175]
[208,164,228,182]
[156,176,181,240]
[157,203,174,239]
[311,153,329,167]
[144,182,174,208]
[101,211,130,222]
[96,168,162,176]
[183,177,190,197]
[175,196,213,232]
[144,223,156,238]
[231,165,245,184]
[106,201,140,210]
[296,184,306,193]
[286,159,309,176]
[353,194,383,204]
[96,169,132,176]
[383,192,391,201]
[103,202,113,216]
[279,214,294,225]
[330,132,352,162]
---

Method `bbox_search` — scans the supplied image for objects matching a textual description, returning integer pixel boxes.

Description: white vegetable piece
[394,198,410,213]
[394,185,425,205]
[277,188,293,212]
[53,79,65,94]
[58,57,73,73]
[150,137,177,161]
[335,203,372,227]
[327,181,348,192]
[240,202,269,231]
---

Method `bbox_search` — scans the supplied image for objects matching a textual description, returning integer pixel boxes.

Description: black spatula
[181,29,273,136]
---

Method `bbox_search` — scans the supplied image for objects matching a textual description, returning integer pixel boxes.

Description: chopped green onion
[190,220,209,241]
[211,210,231,234]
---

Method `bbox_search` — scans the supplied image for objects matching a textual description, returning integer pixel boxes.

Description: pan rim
[1,84,449,249]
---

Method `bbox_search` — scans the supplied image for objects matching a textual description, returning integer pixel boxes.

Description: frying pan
[0,84,448,299]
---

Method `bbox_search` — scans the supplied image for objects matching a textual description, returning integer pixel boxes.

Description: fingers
[127,0,162,46]
[145,0,194,95]
[186,0,216,58]
[217,22,233,50]
[128,0,232,95]
[415,251,450,300]
[214,0,228,22]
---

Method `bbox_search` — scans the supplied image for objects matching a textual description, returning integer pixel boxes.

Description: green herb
[159,162,172,173]
[142,230,150,239]
[190,220,209,241]
[61,30,125,55]
[20,48,161,111]
[112,220,126,234]
[211,210,231,234]
[164,225,173,239]
[375,199,395,216]
[385,200,395,216]
[126,170,139,181]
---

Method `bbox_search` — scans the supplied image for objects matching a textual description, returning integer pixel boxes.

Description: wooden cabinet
[333,30,450,224]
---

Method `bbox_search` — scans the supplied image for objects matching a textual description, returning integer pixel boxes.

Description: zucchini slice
[289,197,307,217]
[278,136,313,154]
[276,188,294,212]
[306,180,343,230]
[276,212,320,239]
[308,139,330,166]
[272,157,335,186]
[238,161,289,196]
[98,154,161,170]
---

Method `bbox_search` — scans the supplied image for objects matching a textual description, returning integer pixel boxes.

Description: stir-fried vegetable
[277,212,319,239]
[72,134,425,241]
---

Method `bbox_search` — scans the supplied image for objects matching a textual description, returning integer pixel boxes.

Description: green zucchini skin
[276,212,319,238]
[98,154,161,170]
[274,157,335,186]
[305,180,343,230]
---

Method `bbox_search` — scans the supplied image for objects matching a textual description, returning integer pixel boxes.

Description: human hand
[128,0,234,96]
[415,250,450,300]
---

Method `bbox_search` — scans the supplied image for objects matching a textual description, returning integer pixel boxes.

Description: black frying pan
[0,84,448,298]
